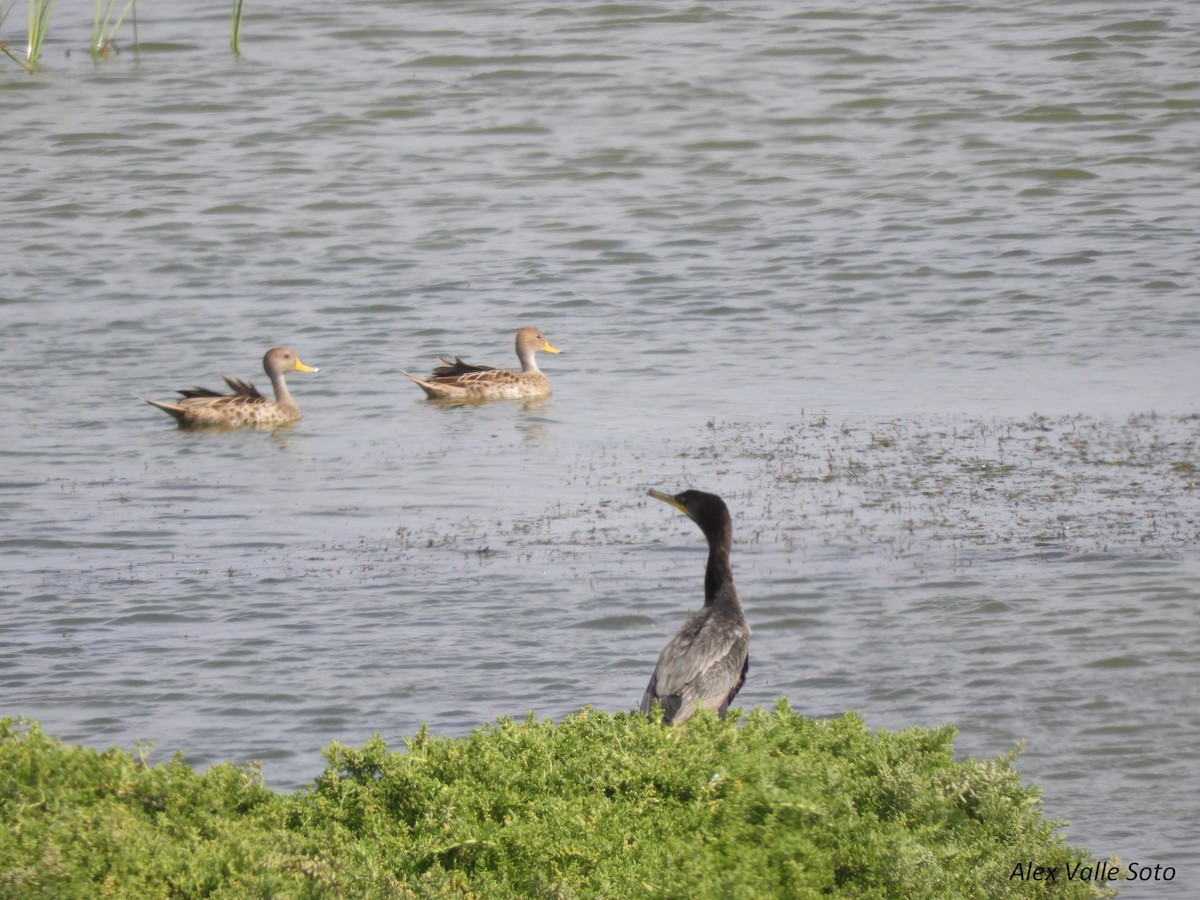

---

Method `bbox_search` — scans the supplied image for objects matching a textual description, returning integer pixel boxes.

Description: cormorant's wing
[640,608,750,724]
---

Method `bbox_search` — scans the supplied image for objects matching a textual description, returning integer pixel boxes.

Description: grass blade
[230,0,243,54]
[91,0,134,58]
[26,0,58,67]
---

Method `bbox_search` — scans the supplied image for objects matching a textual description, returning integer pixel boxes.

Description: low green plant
[0,704,1115,898]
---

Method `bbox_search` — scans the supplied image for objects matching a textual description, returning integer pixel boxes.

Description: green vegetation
[26,0,55,66]
[1,0,134,71]
[0,0,56,72]
[89,0,134,59]
[230,0,243,55]
[0,703,1114,898]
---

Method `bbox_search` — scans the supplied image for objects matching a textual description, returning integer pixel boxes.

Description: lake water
[2,1,1198,894]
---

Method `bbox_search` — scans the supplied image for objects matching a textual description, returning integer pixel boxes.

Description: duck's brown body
[404,327,561,400]
[144,347,318,428]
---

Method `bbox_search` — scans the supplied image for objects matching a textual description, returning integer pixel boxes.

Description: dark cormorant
[641,489,750,724]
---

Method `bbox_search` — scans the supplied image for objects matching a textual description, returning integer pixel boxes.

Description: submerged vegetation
[357,412,1199,568]
[627,412,1198,561]
[0,703,1114,898]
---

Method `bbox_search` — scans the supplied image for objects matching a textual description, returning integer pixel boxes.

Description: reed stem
[0,0,35,72]
[24,0,56,69]
[230,0,243,55]
[90,0,134,58]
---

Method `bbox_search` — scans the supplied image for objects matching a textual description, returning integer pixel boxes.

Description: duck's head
[264,347,319,377]
[516,326,561,357]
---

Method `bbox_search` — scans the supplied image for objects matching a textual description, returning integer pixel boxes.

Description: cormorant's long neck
[703,521,735,608]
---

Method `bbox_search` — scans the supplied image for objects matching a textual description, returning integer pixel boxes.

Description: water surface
[2,2,1198,894]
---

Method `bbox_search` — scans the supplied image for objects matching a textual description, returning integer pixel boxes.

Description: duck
[641,489,750,725]
[403,326,561,400]
[143,347,319,428]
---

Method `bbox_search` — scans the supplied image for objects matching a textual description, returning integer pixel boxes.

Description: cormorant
[641,488,750,724]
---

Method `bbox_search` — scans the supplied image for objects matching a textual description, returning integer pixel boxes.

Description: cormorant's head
[647,488,731,543]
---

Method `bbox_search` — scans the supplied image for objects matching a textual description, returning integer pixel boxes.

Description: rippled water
[2,1,1198,894]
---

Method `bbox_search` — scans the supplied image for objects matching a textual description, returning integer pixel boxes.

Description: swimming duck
[403,326,561,400]
[641,489,750,725]
[143,347,318,428]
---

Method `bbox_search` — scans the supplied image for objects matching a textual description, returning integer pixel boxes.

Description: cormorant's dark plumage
[641,488,750,724]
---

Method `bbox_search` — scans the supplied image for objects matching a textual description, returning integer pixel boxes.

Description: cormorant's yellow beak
[648,489,689,518]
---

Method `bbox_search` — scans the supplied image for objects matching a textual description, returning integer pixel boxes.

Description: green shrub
[0,704,1113,898]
